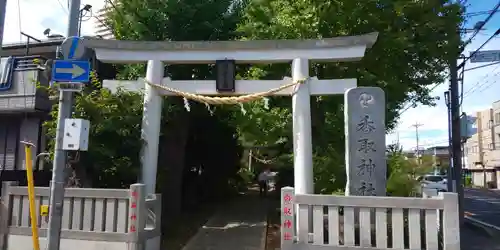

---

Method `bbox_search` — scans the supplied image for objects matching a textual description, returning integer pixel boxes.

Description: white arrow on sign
[55,63,86,79]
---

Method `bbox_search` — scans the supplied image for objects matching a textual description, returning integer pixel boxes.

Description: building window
[496,112,500,125]
[489,143,495,150]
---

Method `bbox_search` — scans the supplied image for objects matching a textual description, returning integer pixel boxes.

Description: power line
[399,3,500,118]
[464,61,500,72]
[461,1,500,52]
[399,29,500,117]
[389,119,500,149]
[459,28,500,69]
[400,132,498,149]
[462,64,500,97]
[465,10,500,17]
[55,0,68,14]
[475,77,500,94]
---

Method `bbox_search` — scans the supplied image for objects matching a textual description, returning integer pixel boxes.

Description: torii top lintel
[83,32,378,64]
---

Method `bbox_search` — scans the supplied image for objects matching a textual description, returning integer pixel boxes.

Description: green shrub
[464,176,472,187]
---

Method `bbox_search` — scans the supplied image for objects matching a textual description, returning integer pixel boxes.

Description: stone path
[182,189,268,250]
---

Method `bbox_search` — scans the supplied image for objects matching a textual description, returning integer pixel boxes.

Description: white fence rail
[281,187,460,250]
[0,182,161,250]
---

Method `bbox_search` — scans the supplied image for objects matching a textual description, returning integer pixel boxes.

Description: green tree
[42,0,249,232]
[44,86,144,188]
[236,0,464,193]
[386,152,434,197]
[386,143,403,154]
[43,0,465,200]
[105,0,249,227]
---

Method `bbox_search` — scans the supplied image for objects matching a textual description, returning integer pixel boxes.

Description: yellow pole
[23,142,40,250]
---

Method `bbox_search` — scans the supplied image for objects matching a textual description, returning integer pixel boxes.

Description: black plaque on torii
[216,59,236,93]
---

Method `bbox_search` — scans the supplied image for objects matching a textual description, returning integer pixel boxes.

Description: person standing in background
[258,168,271,197]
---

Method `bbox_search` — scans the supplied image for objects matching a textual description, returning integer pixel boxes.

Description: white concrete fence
[281,187,460,250]
[0,182,162,250]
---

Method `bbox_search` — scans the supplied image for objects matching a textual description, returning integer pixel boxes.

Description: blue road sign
[52,60,90,83]
[61,36,86,60]
[470,50,500,63]
[68,37,79,59]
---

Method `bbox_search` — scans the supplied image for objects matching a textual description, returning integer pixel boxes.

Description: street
[464,188,500,227]
[461,223,500,250]
[462,188,500,249]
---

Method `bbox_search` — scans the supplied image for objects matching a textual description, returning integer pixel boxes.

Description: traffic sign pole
[46,0,82,249]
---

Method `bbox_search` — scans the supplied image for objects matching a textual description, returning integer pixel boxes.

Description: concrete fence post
[128,183,146,250]
[281,187,295,250]
[0,182,15,250]
[441,192,460,250]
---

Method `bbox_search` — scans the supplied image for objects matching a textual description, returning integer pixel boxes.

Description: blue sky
[387,0,500,151]
[3,0,500,152]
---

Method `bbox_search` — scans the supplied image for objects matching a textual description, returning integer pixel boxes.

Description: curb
[464,215,500,238]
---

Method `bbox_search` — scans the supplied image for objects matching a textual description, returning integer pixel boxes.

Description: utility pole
[433,147,438,175]
[445,90,454,192]
[46,0,81,250]
[410,122,424,163]
[450,54,464,227]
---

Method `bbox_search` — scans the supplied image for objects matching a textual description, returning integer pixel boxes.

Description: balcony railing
[0,55,51,112]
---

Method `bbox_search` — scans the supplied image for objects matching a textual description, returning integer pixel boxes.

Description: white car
[420,175,448,192]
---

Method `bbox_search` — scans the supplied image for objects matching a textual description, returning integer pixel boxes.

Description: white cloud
[387,33,500,151]
[397,105,449,132]
[3,0,106,44]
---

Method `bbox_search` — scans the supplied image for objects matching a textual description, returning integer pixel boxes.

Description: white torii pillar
[90,33,378,236]
[141,60,164,195]
[292,58,314,195]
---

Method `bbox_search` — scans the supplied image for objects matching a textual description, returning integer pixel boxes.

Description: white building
[93,2,115,40]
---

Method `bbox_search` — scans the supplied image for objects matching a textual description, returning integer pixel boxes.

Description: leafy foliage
[386,150,434,197]
[101,0,250,202]
[41,0,464,197]
[235,0,464,193]
[42,72,144,187]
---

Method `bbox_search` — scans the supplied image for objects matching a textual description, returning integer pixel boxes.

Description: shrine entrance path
[181,186,268,250]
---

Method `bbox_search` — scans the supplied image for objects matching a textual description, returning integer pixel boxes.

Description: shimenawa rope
[143,78,307,105]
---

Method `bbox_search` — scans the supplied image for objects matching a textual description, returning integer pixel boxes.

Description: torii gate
[85,32,378,198]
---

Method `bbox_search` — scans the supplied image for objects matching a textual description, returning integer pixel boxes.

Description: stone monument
[345,87,387,196]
